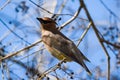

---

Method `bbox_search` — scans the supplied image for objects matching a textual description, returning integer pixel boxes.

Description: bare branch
[100,0,120,21]
[52,0,67,20]
[0,40,42,61]
[37,59,66,80]
[29,0,89,22]
[29,0,53,14]
[58,1,82,30]
[101,38,120,49]
[0,0,11,11]
[77,22,92,47]
[80,0,110,80]
[0,18,31,45]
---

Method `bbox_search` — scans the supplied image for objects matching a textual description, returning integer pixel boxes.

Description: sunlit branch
[37,58,66,80]
[9,47,45,67]
[0,40,42,61]
[80,0,110,80]
[29,0,89,22]
[100,0,120,21]
[0,50,39,76]
[0,18,31,45]
[58,1,83,30]
[101,38,120,49]
[52,0,67,20]
[77,22,92,47]
[0,0,11,11]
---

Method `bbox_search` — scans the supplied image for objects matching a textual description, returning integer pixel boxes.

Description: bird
[37,17,91,75]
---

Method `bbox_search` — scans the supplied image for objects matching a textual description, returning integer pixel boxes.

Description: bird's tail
[80,61,92,75]
[75,58,91,75]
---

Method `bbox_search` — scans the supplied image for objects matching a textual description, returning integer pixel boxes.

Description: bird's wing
[42,31,91,74]
[58,31,90,62]
[42,30,90,62]
[52,32,89,62]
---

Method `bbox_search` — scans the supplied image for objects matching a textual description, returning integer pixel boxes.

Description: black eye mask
[36,17,57,25]
[43,20,57,25]
[42,20,53,24]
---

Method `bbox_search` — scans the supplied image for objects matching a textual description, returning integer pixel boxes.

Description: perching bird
[37,17,91,75]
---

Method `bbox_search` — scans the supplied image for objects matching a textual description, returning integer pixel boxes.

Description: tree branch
[0,18,31,45]
[101,38,120,49]
[37,59,66,80]
[100,0,120,21]
[0,0,11,11]
[80,0,110,80]
[58,1,83,30]
[77,22,92,47]
[0,40,42,61]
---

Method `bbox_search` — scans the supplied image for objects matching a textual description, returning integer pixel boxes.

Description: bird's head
[37,17,57,30]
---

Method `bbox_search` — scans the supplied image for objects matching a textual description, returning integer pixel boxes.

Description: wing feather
[42,31,91,74]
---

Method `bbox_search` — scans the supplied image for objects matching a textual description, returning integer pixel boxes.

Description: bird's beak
[36,17,44,23]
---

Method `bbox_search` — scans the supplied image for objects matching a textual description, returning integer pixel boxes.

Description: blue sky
[0,0,120,80]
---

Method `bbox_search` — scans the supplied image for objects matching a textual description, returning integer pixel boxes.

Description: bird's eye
[43,21,52,24]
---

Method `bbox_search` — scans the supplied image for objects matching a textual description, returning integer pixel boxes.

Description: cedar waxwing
[37,17,91,75]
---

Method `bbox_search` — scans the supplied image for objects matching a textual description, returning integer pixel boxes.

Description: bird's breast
[41,31,72,61]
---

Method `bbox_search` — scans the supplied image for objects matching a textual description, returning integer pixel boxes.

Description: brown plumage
[37,17,91,75]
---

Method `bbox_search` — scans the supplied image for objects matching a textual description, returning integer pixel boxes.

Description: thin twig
[30,0,83,30]
[29,0,89,22]
[0,40,42,61]
[77,22,92,47]
[100,0,120,21]
[52,0,67,20]
[0,28,14,42]
[58,1,83,30]
[0,18,31,45]
[8,48,45,67]
[29,0,53,14]
[101,38,120,49]
[0,0,11,11]
[37,59,66,80]
[80,0,110,80]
